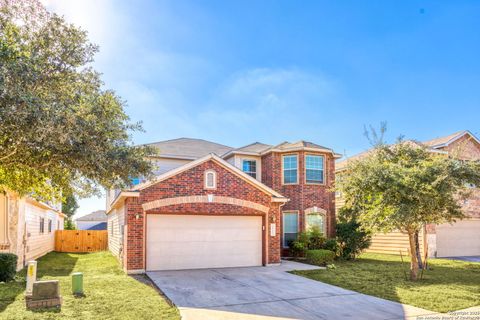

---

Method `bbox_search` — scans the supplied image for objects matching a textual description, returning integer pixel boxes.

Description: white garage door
[436,220,480,257]
[146,215,263,271]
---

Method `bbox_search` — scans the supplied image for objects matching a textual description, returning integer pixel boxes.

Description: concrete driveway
[444,256,480,263]
[147,261,435,320]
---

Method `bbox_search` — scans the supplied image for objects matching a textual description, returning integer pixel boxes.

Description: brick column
[125,197,145,272]
[267,204,282,263]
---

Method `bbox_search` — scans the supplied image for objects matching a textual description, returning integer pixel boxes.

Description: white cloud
[194,68,339,144]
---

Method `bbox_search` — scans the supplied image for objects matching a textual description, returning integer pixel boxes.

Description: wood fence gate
[55,230,108,253]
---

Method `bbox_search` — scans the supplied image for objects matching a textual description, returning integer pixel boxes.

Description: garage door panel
[146,215,263,271]
[436,220,480,257]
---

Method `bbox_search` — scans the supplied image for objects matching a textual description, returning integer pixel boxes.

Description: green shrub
[305,249,335,266]
[336,218,371,260]
[0,253,17,282]
[290,240,307,257]
[323,238,340,255]
[290,232,309,257]
[307,226,326,250]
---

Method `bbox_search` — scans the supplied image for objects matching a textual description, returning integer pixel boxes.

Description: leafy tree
[62,194,79,218]
[0,0,155,202]
[64,218,76,230]
[337,140,480,280]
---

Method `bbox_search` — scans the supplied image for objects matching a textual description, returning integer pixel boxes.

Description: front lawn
[0,251,179,319]
[292,253,480,313]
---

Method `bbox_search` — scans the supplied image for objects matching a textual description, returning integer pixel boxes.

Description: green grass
[292,253,480,313]
[0,251,179,320]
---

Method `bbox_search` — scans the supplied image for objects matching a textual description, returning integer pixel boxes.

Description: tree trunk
[414,231,423,269]
[407,231,419,281]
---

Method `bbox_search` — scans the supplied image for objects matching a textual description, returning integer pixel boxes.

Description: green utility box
[72,272,83,296]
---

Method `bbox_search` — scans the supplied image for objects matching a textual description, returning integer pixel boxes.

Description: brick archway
[142,195,270,213]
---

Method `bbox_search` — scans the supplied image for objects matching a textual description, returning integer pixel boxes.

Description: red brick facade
[124,159,283,271]
[438,134,480,220]
[262,151,336,256]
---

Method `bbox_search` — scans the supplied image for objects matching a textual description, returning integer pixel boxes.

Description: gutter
[107,191,140,214]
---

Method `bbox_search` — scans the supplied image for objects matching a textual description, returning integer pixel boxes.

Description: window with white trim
[48,219,52,233]
[0,193,8,244]
[305,155,324,184]
[242,160,257,179]
[283,212,298,247]
[283,155,298,184]
[204,170,217,189]
[39,217,45,234]
[306,212,325,234]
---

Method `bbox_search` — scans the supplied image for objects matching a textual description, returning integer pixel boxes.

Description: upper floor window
[305,155,324,184]
[242,160,257,179]
[130,177,141,186]
[283,155,298,184]
[204,170,217,189]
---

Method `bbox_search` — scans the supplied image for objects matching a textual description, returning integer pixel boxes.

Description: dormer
[222,142,272,182]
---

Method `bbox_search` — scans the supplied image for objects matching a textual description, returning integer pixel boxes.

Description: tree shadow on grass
[293,256,480,312]
[0,252,78,313]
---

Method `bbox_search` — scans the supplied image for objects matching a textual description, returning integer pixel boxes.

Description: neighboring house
[75,210,107,230]
[0,191,65,270]
[336,130,480,258]
[107,138,340,273]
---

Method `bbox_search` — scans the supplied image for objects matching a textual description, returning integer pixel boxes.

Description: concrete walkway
[147,261,436,320]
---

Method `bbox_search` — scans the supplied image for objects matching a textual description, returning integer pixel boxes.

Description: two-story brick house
[106,138,340,273]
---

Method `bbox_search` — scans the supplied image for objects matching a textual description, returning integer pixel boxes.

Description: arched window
[305,207,327,234]
[204,170,217,189]
[306,212,325,234]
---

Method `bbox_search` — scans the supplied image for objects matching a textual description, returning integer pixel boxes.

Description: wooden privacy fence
[55,230,108,253]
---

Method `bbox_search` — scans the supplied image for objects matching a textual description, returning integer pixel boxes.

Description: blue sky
[44,0,480,217]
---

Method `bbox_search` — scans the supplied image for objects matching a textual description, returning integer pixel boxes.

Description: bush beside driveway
[292,253,480,313]
[0,252,179,320]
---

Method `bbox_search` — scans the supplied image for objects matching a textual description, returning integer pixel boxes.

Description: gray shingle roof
[75,210,107,222]
[336,140,447,171]
[229,142,273,154]
[146,138,233,159]
[422,131,469,148]
[273,140,334,151]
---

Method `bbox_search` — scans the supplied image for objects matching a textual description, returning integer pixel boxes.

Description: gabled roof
[145,138,233,160]
[272,140,332,151]
[267,140,343,158]
[86,222,107,230]
[423,130,480,149]
[222,142,273,157]
[223,140,342,158]
[132,153,288,201]
[75,210,107,222]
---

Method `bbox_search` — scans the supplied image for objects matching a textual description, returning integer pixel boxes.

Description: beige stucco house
[0,190,65,270]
